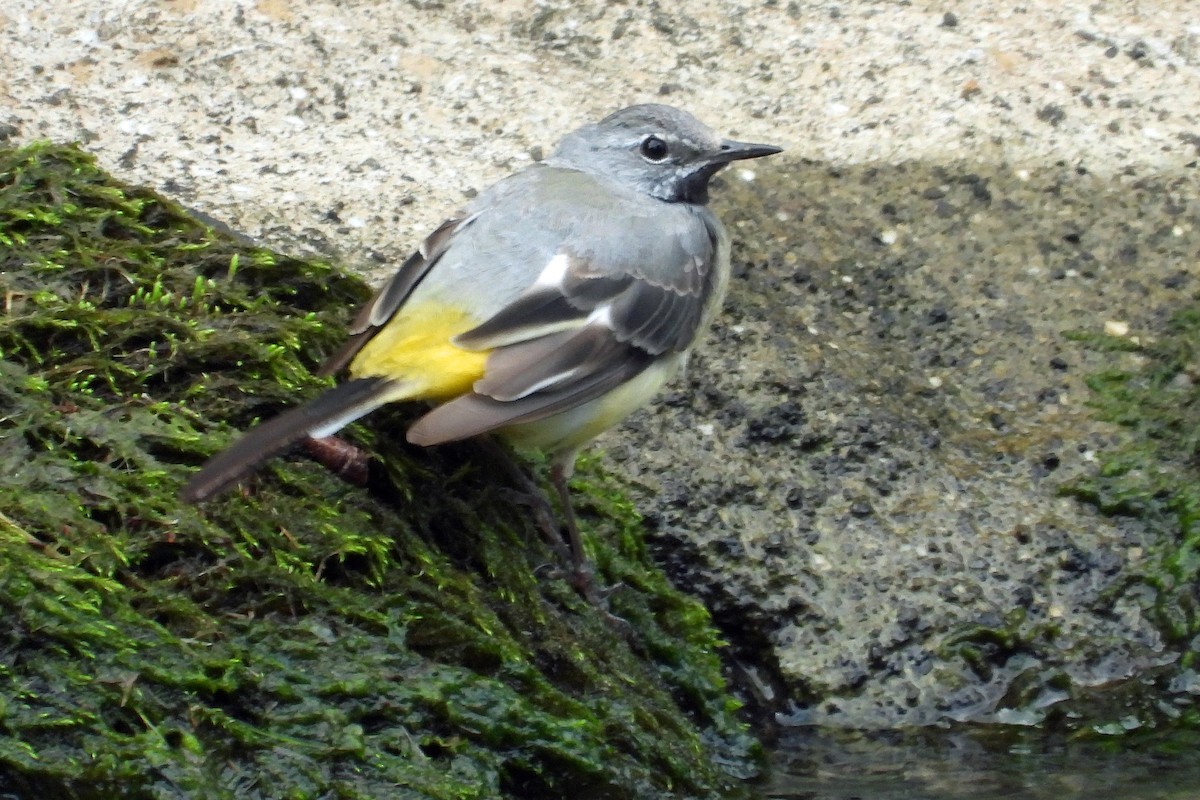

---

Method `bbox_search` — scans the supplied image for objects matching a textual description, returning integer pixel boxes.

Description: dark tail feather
[180,377,398,503]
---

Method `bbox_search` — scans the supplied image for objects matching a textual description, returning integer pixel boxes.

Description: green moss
[0,142,758,798]
[939,607,1063,684]
[925,310,1200,738]
[1060,309,1200,733]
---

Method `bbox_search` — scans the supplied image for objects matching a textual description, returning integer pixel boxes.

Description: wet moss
[0,143,758,798]
[916,306,1200,738]
[1060,308,1200,734]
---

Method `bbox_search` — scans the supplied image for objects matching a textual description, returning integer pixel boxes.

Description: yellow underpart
[348,301,490,401]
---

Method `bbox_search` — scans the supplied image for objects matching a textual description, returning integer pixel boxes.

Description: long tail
[180,377,401,503]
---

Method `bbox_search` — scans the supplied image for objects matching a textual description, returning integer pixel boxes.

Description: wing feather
[453,290,584,350]
[407,331,653,446]
[475,327,612,401]
[407,206,723,443]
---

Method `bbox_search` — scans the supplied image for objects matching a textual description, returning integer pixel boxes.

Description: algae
[932,305,1200,736]
[1058,309,1200,735]
[0,142,757,798]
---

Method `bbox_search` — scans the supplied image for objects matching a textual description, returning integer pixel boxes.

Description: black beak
[710,139,783,164]
[679,137,782,204]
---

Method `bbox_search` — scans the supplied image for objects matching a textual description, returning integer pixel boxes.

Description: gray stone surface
[5,0,1198,726]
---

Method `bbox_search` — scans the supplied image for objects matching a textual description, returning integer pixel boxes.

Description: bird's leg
[549,455,601,605]
[474,437,573,565]
[475,439,601,604]
[303,434,601,601]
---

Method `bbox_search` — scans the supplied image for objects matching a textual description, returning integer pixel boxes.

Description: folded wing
[408,214,722,446]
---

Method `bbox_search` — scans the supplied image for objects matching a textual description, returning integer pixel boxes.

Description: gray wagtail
[181,103,781,594]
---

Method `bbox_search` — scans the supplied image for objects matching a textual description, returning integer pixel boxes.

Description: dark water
[763,727,1200,799]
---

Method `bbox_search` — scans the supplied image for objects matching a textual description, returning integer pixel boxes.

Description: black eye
[640,135,669,162]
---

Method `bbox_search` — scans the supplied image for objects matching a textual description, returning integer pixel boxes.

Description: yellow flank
[348,300,490,401]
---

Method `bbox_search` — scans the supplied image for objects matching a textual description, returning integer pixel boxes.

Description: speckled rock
[626,162,1195,725]
[5,0,1198,727]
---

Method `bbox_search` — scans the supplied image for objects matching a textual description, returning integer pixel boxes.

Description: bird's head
[548,103,781,204]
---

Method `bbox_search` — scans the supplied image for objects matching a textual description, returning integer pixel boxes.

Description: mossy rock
[0,143,758,799]
[1058,310,1200,735]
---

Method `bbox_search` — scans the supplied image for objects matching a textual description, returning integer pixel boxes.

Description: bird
[180,103,781,596]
